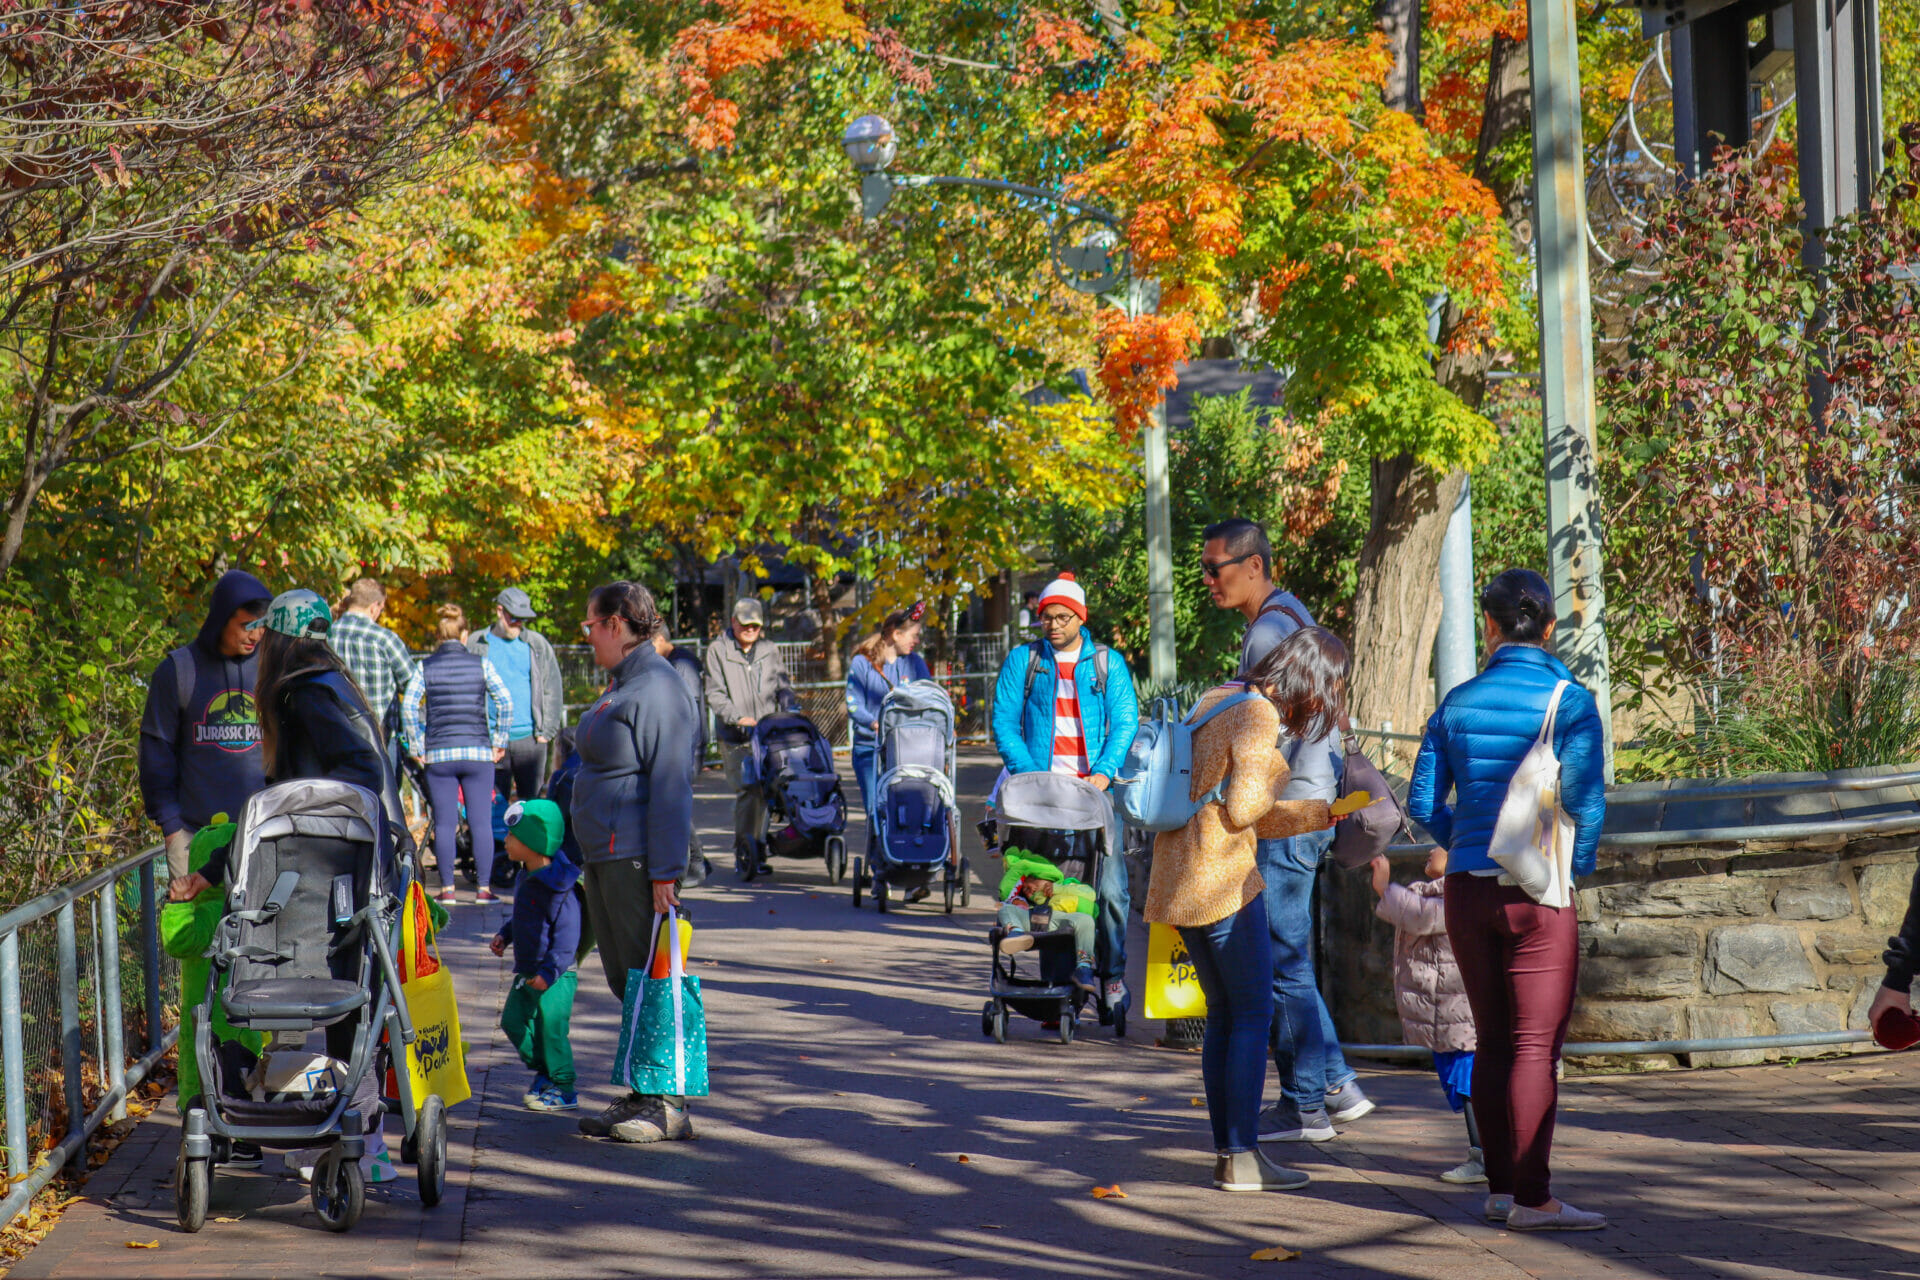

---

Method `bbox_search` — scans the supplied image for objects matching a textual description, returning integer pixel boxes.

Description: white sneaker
[1441,1147,1488,1184]
[1506,1200,1606,1232]
[1484,1193,1513,1221]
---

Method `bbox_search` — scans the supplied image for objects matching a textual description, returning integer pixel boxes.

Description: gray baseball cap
[495,587,538,620]
[732,597,766,626]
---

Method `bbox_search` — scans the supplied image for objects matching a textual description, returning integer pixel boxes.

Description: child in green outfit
[488,799,583,1112]
[160,820,264,1135]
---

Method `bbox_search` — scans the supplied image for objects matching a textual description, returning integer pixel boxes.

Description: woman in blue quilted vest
[1407,568,1608,1233]
[402,604,514,905]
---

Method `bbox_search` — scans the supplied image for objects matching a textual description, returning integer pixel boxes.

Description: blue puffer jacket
[1407,644,1607,878]
[991,630,1139,780]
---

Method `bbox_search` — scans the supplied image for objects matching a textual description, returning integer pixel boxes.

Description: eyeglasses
[1038,611,1079,627]
[1200,551,1256,579]
[580,616,611,637]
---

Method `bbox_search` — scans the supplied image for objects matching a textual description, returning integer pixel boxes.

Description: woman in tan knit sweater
[1145,627,1341,1193]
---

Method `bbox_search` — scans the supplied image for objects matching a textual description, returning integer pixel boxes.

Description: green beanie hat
[504,798,565,858]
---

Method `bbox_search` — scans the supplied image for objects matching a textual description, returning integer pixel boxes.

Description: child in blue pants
[490,799,583,1111]
[1371,848,1485,1185]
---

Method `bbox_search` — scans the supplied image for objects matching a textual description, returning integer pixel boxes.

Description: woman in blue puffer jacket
[844,604,931,847]
[1408,568,1607,1234]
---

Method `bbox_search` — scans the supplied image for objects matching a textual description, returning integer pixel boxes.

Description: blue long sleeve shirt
[1407,643,1608,878]
[498,853,583,986]
[845,653,933,745]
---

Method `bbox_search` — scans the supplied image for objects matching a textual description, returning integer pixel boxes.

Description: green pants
[501,970,578,1090]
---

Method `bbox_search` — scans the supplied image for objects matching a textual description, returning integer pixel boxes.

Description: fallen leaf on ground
[1135,1095,1149,1101]
[956,1155,971,1163]
[211,1216,242,1223]
[1250,1246,1301,1261]
[1190,1097,1202,1106]
[1091,1185,1127,1199]
[126,1240,159,1249]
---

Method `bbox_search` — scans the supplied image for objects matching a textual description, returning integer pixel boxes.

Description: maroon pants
[1444,872,1579,1208]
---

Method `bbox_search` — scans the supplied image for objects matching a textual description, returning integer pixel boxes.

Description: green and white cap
[247,588,332,639]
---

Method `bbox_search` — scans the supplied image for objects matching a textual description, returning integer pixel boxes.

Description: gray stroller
[177,779,449,1233]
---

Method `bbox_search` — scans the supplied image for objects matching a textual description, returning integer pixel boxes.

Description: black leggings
[425,758,494,889]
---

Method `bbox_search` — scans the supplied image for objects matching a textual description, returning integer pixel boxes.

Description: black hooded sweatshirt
[137,570,273,837]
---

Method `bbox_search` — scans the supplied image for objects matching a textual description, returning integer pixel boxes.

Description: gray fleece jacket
[569,644,697,880]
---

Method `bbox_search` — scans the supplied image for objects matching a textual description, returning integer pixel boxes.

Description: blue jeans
[1260,829,1353,1108]
[1094,830,1130,983]
[1178,898,1274,1153]
[851,740,877,850]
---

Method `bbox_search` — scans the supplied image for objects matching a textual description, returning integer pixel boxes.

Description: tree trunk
[1375,0,1423,121]
[1348,458,1464,750]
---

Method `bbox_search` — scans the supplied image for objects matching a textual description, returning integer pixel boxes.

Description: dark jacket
[572,645,697,878]
[269,669,412,867]
[466,622,565,739]
[138,570,273,837]
[419,641,493,752]
[666,644,706,765]
[499,853,583,987]
[1407,644,1608,878]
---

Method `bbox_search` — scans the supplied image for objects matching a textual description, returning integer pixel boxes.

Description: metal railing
[0,846,177,1227]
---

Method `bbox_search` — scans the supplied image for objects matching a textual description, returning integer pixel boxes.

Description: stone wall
[1319,833,1920,1069]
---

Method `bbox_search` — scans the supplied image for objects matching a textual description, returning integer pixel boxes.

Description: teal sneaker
[529,1086,579,1112]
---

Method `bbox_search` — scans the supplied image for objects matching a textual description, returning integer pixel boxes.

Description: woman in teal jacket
[989,575,1140,1008]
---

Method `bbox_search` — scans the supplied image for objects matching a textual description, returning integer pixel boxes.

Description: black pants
[496,734,547,808]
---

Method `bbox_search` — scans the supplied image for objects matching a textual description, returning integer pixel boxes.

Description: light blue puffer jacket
[990,630,1139,780]
[1407,644,1607,878]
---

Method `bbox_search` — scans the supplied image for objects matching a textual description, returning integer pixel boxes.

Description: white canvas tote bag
[1485,680,1576,908]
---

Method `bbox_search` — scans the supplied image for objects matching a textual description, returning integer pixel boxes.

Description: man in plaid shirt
[332,578,416,746]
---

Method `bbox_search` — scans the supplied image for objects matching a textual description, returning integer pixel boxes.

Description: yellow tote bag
[394,884,471,1109]
[1144,923,1209,1021]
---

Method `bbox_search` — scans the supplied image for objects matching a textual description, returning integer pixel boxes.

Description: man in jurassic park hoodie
[139,569,274,881]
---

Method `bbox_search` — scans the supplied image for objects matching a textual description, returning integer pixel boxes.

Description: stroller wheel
[735,842,757,881]
[959,858,972,908]
[850,857,864,908]
[1058,1010,1077,1046]
[1113,1004,1128,1039]
[311,1150,365,1233]
[875,880,889,913]
[991,1003,1009,1044]
[175,1150,208,1233]
[944,878,955,914]
[826,836,847,885]
[416,1095,448,1208]
[981,1000,997,1038]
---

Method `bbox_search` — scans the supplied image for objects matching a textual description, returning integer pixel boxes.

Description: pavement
[11,751,1920,1279]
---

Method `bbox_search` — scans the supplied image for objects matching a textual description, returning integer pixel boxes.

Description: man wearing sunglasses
[1201,517,1375,1141]
[703,596,798,872]
[990,573,1140,1017]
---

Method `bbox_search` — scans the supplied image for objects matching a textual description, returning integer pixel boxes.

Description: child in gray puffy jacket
[1371,846,1484,1185]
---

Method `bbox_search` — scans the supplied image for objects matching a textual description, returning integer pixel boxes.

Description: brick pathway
[11,755,1920,1278]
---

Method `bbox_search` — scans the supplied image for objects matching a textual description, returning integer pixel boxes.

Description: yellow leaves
[125,1240,160,1249]
[1091,1184,1128,1199]
[1251,1246,1302,1261]
[1330,790,1374,818]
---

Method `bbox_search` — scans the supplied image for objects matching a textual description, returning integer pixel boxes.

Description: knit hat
[1035,573,1088,623]
[503,799,565,858]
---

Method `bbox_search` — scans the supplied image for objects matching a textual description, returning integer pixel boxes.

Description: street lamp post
[842,115,1178,685]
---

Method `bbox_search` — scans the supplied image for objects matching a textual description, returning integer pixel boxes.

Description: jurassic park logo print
[194,688,261,753]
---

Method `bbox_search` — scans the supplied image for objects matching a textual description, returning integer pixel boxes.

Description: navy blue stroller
[851,681,971,913]
[740,712,848,883]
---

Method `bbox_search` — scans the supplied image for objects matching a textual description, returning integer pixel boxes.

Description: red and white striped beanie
[1036,573,1088,622]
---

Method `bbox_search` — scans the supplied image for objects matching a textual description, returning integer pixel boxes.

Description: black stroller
[740,712,849,883]
[982,772,1127,1043]
[177,779,448,1233]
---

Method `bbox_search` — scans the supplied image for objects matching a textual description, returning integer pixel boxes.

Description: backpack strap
[1092,645,1110,697]
[1020,639,1052,716]
[1188,686,1261,730]
[169,644,196,720]
[1257,596,1310,632]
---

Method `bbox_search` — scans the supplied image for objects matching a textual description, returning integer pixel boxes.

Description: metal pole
[54,903,84,1174]
[1435,474,1477,702]
[1143,402,1177,687]
[97,889,126,1124]
[139,858,161,1057]
[1529,0,1614,780]
[0,933,27,1180]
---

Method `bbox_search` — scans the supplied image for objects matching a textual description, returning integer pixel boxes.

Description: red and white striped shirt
[1049,643,1089,777]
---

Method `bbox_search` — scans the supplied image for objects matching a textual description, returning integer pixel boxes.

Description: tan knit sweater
[1142,685,1335,928]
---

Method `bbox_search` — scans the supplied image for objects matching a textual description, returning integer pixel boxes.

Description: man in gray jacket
[703,597,797,870]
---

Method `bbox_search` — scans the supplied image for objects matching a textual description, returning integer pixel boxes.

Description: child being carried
[995,848,1099,996]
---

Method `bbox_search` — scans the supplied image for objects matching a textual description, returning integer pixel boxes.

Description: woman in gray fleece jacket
[569,580,700,1144]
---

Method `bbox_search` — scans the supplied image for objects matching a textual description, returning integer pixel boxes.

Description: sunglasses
[736,622,763,633]
[1200,551,1256,579]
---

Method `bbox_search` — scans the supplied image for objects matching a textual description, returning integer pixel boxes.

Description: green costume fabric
[501,970,577,1090]
[997,849,1097,915]
[159,820,263,1111]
